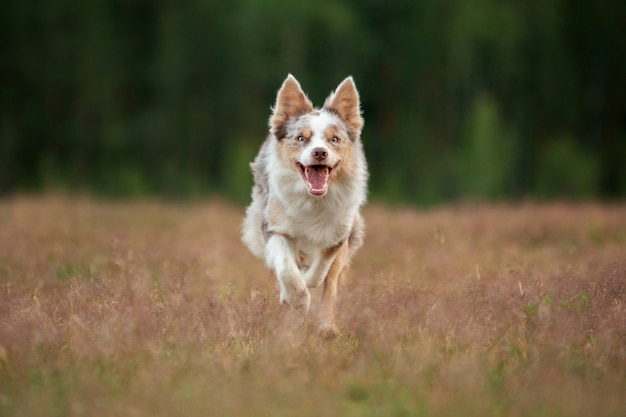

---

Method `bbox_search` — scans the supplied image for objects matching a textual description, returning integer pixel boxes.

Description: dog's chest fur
[266,141,362,250]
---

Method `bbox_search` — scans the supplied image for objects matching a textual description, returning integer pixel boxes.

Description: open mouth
[296,163,337,196]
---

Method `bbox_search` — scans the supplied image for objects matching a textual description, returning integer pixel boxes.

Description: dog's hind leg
[319,241,349,338]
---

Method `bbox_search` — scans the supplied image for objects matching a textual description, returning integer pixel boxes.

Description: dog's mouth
[296,163,337,196]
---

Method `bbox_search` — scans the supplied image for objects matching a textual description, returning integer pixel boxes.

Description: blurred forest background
[1,0,625,205]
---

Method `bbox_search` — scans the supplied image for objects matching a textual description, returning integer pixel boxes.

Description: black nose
[311,147,328,161]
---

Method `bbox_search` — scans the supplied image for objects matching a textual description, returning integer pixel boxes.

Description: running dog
[242,74,367,337]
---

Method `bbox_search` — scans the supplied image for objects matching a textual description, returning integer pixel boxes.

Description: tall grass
[1,196,625,416]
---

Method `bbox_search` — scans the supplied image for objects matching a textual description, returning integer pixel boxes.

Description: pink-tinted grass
[0,196,625,416]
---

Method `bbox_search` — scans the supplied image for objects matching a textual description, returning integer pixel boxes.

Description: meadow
[0,196,625,417]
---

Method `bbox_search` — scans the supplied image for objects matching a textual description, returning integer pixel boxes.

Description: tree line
[1,0,624,204]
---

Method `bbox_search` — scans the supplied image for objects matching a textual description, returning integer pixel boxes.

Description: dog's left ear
[324,77,363,133]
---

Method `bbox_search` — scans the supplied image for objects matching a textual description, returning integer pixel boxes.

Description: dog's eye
[297,135,306,142]
[330,136,339,143]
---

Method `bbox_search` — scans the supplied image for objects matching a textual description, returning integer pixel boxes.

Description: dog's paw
[318,322,340,340]
[280,285,311,313]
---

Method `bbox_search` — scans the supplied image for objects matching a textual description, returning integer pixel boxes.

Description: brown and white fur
[242,74,367,337]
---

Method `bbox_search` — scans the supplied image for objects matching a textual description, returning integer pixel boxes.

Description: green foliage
[559,291,593,314]
[56,264,78,281]
[222,140,257,204]
[0,0,623,202]
[524,304,538,316]
[534,135,601,200]
[457,94,516,200]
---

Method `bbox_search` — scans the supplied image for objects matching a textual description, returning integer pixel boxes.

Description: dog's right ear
[269,74,313,139]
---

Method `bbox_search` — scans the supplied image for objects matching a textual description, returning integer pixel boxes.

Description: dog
[242,74,368,337]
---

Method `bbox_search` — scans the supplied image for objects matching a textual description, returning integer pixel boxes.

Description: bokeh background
[2,0,625,204]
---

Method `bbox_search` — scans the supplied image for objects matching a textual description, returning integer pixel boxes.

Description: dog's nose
[311,147,328,161]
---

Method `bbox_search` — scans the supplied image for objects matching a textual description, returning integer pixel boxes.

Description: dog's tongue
[306,166,329,193]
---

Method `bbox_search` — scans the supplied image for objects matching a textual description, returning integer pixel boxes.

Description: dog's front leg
[302,239,345,288]
[302,252,334,289]
[265,234,310,312]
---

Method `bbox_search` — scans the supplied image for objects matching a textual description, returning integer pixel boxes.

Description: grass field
[1,196,625,417]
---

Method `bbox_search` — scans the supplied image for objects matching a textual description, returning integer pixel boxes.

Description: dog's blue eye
[330,136,339,143]
[297,135,305,142]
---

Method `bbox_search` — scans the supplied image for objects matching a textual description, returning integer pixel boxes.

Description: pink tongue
[307,167,328,190]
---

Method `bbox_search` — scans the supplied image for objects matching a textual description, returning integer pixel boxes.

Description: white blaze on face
[298,112,337,166]
[296,112,340,196]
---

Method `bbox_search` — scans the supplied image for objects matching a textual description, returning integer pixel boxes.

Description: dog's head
[269,75,364,197]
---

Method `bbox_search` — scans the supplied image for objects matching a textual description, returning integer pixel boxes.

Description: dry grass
[1,196,625,417]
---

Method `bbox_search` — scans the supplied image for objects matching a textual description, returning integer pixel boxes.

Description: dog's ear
[324,77,363,133]
[270,74,313,139]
